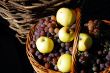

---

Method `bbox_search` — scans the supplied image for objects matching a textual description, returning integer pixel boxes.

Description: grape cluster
[30,17,110,73]
[30,16,73,70]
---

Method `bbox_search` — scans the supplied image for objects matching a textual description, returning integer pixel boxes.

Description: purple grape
[100,63,105,70]
[96,59,100,65]
[65,42,71,47]
[54,65,58,71]
[105,55,110,61]
[84,51,89,57]
[39,19,44,24]
[47,56,51,61]
[103,49,107,55]
[65,46,69,51]
[43,57,47,62]
[92,66,98,72]
[80,70,85,73]
[65,51,70,54]
[44,27,49,32]
[35,51,40,56]
[108,51,110,56]
[61,43,65,48]
[59,48,64,53]
[34,31,40,36]
[38,54,43,59]
[52,58,57,65]
[57,39,61,43]
[40,31,45,36]
[49,53,54,57]
[54,52,59,57]
[97,50,102,55]
[32,44,36,48]
[105,62,110,67]
[45,63,50,69]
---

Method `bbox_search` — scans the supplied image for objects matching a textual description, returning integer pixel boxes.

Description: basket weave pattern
[0,0,73,44]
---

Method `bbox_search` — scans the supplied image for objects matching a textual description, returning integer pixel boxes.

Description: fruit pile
[29,8,110,73]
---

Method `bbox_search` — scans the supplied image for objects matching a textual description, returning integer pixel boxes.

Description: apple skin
[78,33,93,51]
[58,27,74,42]
[57,54,72,72]
[36,36,54,53]
[56,8,75,27]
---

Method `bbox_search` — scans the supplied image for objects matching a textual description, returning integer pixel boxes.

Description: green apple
[57,54,72,72]
[56,7,75,26]
[58,27,74,42]
[78,33,93,51]
[36,36,54,53]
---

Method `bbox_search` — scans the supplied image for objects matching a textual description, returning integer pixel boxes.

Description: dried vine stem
[71,8,81,73]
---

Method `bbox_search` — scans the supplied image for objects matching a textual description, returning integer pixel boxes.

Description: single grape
[38,54,43,59]
[43,57,47,62]
[54,52,59,57]
[105,61,110,67]
[46,32,51,37]
[65,42,71,47]
[96,59,100,65]
[105,55,110,61]
[52,58,57,65]
[97,50,102,55]
[69,47,73,53]
[32,44,36,49]
[59,48,64,53]
[65,50,70,54]
[100,63,105,70]
[54,28,59,34]
[45,63,50,69]
[51,15,56,21]
[61,43,65,48]
[30,48,35,54]
[47,56,51,61]
[80,70,85,73]
[57,39,61,43]
[47,23,53,28]
[54,65,58,71]
[49,53,54,57]
[65,46,69,51]
[40,31,45,36]
[49,27,54,33]
[92,66,98,72]
[35,51,40,56]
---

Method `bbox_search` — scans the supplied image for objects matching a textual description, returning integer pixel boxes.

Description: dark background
[0,0,110,73]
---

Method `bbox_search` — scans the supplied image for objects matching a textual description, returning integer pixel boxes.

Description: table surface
[0,0,110,73]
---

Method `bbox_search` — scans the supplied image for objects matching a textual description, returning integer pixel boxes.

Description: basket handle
[71,8,81,73]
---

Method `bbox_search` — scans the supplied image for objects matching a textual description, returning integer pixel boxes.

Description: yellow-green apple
[56,7,75,26]
[78,33,93,51]
[36,36,54,53]
[58,27,74,42]
[57,54,72,72]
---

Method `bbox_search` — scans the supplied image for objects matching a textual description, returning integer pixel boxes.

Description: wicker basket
[26,8,110,73]
[0,0,78,44]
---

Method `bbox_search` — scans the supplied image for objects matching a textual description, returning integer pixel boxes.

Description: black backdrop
[0,0,110,73]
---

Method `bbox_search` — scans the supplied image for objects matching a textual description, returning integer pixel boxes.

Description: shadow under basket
[26,8,110,73]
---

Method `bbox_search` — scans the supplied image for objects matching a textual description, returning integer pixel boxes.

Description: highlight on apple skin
[56,7,76,27]
[36,36,54,54]
[58,27,74,42]
[57,54,72,72]
[78,33,93,51]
